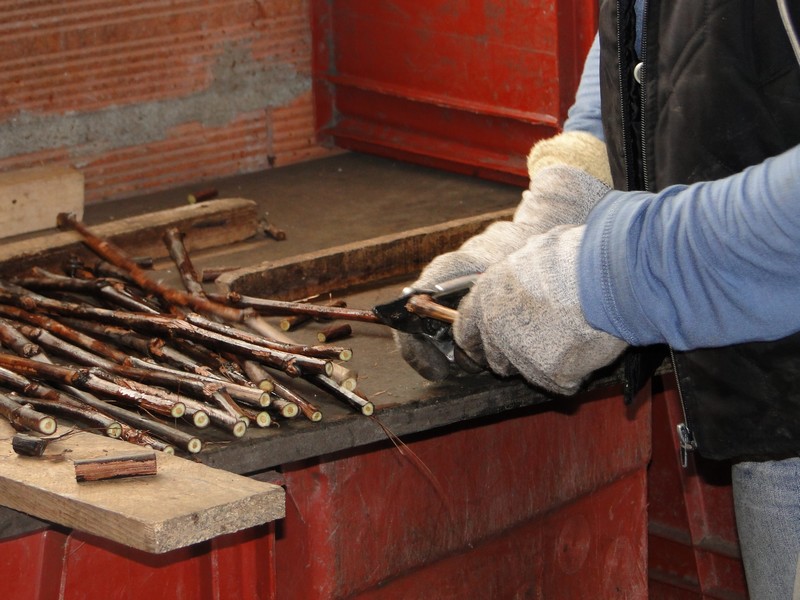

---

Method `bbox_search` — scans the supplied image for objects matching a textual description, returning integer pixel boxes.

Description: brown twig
[0,283,332,378]
[12,433,50,456]
[163,227,206,297]
[0,392,57,435]
[317,323,352,343]
[211,291,381,323]
[309,375,374,416]
[0,353,185,419]
[60,385,198,454]
[56,213,251,323]
[0,366,122,438]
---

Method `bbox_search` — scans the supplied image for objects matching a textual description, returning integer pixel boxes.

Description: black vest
[599,0,800,460]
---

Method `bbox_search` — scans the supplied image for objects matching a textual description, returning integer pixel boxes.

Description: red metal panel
[1,529,68,600]
[0,524,276,600]
[353,471,648,599]
[647,375,749,599]
[312,0,598,185]
[275,385,651,599]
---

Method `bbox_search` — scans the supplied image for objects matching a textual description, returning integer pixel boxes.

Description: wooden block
[0,197,259,277]
[0,421,284,553]
[0,166,84,238]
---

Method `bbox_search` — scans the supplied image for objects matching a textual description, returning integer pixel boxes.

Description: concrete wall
[0,0,332,204]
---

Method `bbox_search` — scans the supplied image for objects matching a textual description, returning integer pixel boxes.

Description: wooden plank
[0,166,84,239]
[0,197,259,277]
[216,207,514,300]
[0,421,284,553]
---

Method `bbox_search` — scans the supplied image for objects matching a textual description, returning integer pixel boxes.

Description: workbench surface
[87,152,623,474]
[86,152,620,475]
[0,153,625,541]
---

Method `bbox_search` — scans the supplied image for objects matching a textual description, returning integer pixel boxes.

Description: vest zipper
[638,3,695,466]
[669,347,697,467]
[616,0,631,191]
[639,0,650,191]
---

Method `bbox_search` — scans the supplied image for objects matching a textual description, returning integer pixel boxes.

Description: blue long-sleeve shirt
[567,34,800,351]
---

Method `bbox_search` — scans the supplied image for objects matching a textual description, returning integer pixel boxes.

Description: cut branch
[0,392,57,434]
[309,375,374,416]
[12,433,49,456]
[56,213,252,322]
[74,452,158,482]
[58,386,200,454]
[0,353,185,419]
[211,291,382,323]
[0,367,122,438]
[163,227,206,297]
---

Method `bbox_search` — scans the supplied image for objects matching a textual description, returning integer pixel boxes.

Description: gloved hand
[396,155,612,382]
[453,223,628,395]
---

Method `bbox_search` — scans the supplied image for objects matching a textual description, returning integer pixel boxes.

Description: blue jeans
[732,456,800,599]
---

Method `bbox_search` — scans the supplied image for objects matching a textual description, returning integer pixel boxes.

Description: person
[396,1,800,598]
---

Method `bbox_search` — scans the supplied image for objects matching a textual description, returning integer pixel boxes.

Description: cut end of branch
[192,411,210,428]
[280,403,299,418]
[254,412,271,428]
[106,422,123,439]
[171,403,186,419]
[232,420,248,438]
[38,416,57,435]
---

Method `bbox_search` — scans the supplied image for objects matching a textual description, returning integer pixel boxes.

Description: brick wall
[0,0,332,204]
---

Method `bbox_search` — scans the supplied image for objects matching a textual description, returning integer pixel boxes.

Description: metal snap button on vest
[634,62,643,84]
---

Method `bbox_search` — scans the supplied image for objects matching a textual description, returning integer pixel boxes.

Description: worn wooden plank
[216,207,514,300]
[0,166,84,239]
[0,198,259,277]
[0,421,284,553]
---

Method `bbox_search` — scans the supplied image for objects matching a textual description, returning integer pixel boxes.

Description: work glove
[396,136,612,382]
[453,224,628,395]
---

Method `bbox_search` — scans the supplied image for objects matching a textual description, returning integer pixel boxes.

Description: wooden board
[0,421,284,553]
[0,166,84,239]
[216,207,513,299]
[0,197,259,277]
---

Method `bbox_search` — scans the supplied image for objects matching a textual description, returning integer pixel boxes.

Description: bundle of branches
[0,214,373,455]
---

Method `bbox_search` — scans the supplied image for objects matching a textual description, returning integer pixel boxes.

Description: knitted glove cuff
[527,131,612,187]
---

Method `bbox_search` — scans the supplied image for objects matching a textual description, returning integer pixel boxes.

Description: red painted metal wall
[311,0,599,186]
[0,1,332,205]
[648,376,748,599]
[275,386,651,598]
[0,525,276,600]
